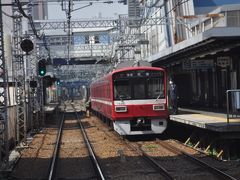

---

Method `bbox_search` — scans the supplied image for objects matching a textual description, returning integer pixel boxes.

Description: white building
[139,0,240,110]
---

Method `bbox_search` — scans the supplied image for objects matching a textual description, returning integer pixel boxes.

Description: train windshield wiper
[155,92,162,101]
[115,88,124,102]
[118,94,124,102]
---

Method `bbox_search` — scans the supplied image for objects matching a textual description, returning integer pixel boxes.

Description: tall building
[128,0,140,18]
[32,0,48,20]
[128,0,141,27]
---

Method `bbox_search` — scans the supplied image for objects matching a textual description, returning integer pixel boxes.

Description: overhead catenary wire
[2,10,15,18]
[114,0,190,64]
[15,0,125,65]
[33,0,123,6]
[15,0,50,57]
[115,0,165,51]
[15,0,188,68]
[2,11,17,33]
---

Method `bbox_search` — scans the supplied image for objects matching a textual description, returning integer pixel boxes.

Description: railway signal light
[30,80,37,88]
[20,39,34,54]
[38,59,46,76]
[57,79,60,85]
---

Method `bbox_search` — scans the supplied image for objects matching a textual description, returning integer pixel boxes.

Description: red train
[90,66,168,135]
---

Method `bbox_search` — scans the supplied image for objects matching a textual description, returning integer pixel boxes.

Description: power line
[2,10,15,18]
[115,0,190,63]
[15,0,50,57]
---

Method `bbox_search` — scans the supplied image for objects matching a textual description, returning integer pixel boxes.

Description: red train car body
[90,66,168,135]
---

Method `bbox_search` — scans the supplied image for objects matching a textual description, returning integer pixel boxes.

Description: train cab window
[114,80,131,100]
[147,78,164,99]
[133,79,145,99]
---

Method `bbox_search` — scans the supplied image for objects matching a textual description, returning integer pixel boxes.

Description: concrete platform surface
[169,108,240,132]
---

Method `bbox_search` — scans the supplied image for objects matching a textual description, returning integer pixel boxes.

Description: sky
[47,1,128,20]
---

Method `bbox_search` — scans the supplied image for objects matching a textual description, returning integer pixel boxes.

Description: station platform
[44,102,59,113]
[169,108,240,132]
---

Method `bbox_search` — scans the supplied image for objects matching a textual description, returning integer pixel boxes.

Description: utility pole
[0,0,9,168]
[66,0,73,65]
[12,4,27,145]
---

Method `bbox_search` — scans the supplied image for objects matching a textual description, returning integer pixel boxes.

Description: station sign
[182,59,214,70]
[217,56,231,68]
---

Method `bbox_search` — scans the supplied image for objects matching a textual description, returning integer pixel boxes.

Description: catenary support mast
[0,0,9,167]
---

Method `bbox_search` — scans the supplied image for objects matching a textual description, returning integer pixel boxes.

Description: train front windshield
[113,70,165,100]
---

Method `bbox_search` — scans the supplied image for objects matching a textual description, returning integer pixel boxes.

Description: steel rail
[48,109,65,180]
[73,105,106,180]
[91,113,174,180]
[124,140,175,180]
[156,139,237,180]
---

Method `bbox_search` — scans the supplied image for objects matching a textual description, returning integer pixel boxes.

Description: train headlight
[115,106,127,112]
[153,104,165,111]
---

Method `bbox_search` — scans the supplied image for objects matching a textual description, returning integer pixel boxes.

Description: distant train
[90,66,168,135]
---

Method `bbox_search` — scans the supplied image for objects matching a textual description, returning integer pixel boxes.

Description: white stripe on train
[91,98,166,106]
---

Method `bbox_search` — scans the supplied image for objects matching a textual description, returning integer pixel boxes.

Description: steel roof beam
[34,17,181,30]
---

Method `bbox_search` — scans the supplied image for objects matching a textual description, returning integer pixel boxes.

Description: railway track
[48,103,105,180]
[123,140,174,180]
[85,114,175,179]
[80,115,167,179]
[156,139,237,180]
[90,114,238,180]
[132,139,238,180]
[11,102,239,179]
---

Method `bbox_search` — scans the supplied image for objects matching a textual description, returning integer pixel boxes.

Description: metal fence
[226,89,240,123]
